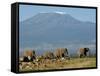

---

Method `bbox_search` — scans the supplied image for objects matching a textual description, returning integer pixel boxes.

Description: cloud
[55,11,66,14]
[40,11,66,15]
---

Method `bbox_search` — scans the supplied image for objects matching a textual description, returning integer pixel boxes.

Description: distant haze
[19,12,96,56]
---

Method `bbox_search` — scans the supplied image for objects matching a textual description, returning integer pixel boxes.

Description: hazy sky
[19,4,96,23]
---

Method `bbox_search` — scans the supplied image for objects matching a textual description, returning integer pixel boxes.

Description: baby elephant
[78,48,89,58]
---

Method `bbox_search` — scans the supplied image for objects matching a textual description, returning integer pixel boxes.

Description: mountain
[19,13,96,55]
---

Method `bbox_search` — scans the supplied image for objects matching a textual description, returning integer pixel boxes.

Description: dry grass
[19,57,96,72]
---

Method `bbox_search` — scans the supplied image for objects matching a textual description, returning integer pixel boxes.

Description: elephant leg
[79,54,81,58]
[56,56,59,59]
[62,54,64,57]
[79,54,82,58]
[84,52,87,57]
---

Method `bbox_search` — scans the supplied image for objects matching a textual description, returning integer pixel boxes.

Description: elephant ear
[65,48,68,54]
[85,48,89,52]
[32,50,36,56]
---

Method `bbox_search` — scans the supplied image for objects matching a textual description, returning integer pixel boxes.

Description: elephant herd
[21,48,90,62]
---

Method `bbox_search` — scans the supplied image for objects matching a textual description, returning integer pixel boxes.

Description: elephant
[23,50,36,62]
[78,48,89,58]
[43,51,54,59]
[54,48,69,59]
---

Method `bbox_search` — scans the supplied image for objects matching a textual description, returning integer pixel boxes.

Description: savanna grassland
[19,57,96,72]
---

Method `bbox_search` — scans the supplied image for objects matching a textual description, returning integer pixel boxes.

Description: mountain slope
[19,13,96,55]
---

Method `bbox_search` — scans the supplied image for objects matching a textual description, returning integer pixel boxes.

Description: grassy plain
[19,57,96,72]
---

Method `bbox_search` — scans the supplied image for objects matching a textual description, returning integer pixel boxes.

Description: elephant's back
[54,48,67,56]
[55,48,63,53]
[79,48,85,53]
[43,51,54,58]
[24,50,33,57]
